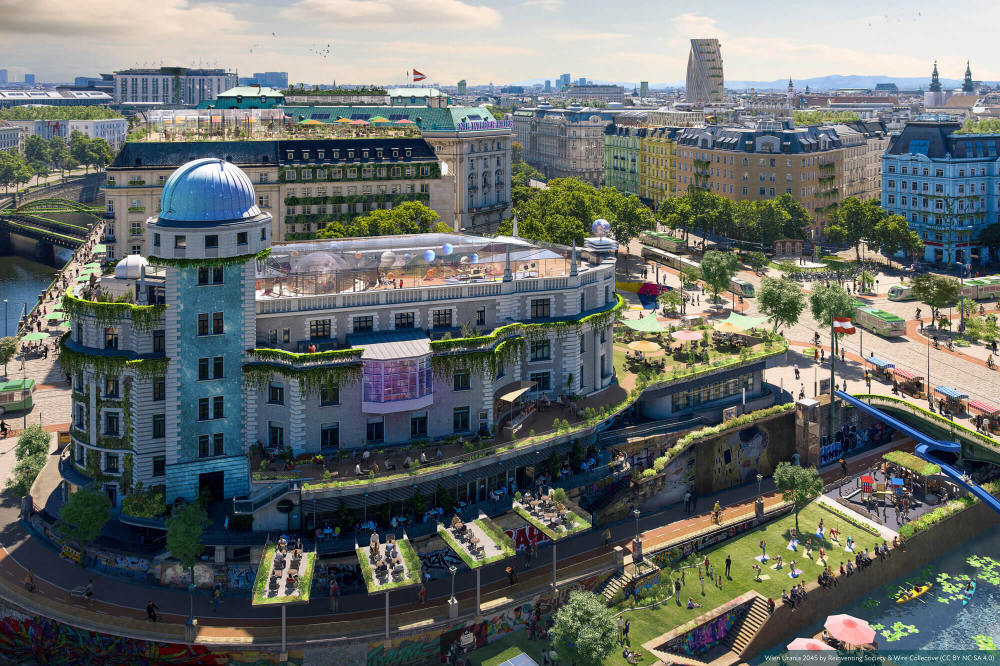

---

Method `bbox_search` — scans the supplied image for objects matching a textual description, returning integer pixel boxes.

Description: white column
[288,380,306,455]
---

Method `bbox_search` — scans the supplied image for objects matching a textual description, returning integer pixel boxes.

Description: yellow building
[639,127,679,208]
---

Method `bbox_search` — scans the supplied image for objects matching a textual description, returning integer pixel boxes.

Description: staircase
[598,559,660,603]
[721,595,771,657]
[584,475,632,514]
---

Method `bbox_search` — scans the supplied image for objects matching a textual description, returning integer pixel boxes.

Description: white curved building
[686,38,724,104]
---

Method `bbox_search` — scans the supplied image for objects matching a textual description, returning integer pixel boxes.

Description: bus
[0,379,35,416]
[641,246,755,298]
[889,274,1000,302]
[640,231,686,253]
[854,307,906,337]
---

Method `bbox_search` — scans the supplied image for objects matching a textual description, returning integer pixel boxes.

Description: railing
[233,481,293,515]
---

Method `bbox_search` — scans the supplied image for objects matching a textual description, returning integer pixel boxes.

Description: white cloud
[282,0,501,27]
[554,32,631,42]
[519,0,564,11]
[0,0,243,36]
[670,12,719,38]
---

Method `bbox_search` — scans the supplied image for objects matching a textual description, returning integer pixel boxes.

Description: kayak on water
[896,583,932,604]
[963,581,977,606]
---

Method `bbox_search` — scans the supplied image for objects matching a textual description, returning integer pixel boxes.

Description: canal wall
[740,497,1000,659]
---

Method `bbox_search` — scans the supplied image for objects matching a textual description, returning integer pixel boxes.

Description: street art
[640,449,694,513]
[821,421,895,466]
[0,604,302,665]
[419,548,465,578]
[160,562,214,588]
[713,425,769,488]
[623,568,663,600]
[504,524,551,551]
[662,603,748,656]
[228,564,256,590]
[366,631,443,666]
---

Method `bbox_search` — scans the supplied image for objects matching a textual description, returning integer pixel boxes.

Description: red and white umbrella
[824,614,875,645]
[786,638,834,651]
[671,329,702,342]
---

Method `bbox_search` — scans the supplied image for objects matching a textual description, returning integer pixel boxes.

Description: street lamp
[448,565,458,619]
[755,474,763,501]
[633,508,640,540]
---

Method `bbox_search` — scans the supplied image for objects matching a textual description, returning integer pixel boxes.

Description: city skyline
[2,0,999,85]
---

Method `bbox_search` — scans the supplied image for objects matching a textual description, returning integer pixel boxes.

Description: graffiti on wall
[622,568,664,600]
[0,603,302,665]
[713,425,770,488]
[504,524,551,552]
[662,603,749,656]
[419,548,465,578]
[228,565,256,590]
[821,421,894,466]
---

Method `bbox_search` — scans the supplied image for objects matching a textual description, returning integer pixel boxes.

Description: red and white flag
[412,69,427,82]
[833,317,856,334]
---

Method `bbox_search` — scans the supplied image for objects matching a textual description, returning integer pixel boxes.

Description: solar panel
[496,653,538,666]
[311,113,331,120]
[351,113,371,120]
[388,114,408,121]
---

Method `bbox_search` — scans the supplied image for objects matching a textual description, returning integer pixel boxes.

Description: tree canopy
[699,250,740,301]
[316,201,452,238]
[498,178,610,246]
[809,284,856,350]
[167,502,208,584]
[758,277,806,332]
[773,462,822,533]
[0,336,17,374]
[910,274,961,322]
[0,106,123,121]
[792,110,861,125]
[551,590,617,665]
[57,489,111,544]
[5,425,50,496]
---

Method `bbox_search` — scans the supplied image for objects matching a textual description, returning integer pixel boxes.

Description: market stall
[967,399,1000,433]
[864,356,894,382]
[892,368,923,397]
[933,385,968,415]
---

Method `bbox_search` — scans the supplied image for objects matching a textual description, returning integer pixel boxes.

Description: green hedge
[148,248,270,268]
[898,480,1000,538]
[62,286,166,332]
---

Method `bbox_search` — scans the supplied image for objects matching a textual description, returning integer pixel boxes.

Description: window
[580,334,585,354]
[197,313,209,335]
[105,327,119,350]
[104,378,119,398]
[530,339,551,362]
[213,356,224,378]
[152,329,165,353]
[153,455,165,477]
[174,235,186,249]
[453,407,470,433]
[476,307,486,326]
[198,398,210,420]
[198,358,210,380]
[104,412,120,436]
[353,316,374,333]
[394,312,415,329]
[320,384,340,405]
[105,453,119,473]
[529,371,551,391]
[268,422,284,448]
[237,231,248,246]
[530,298,550,319]
[268,382,285,404]
[321,423,339,449]
[152,414,165,438]
[198,435,210,458]
[453,369,470,391]
[153,233,160,248]
[212,312,223,335]
[310,319,331,339]
[432,309,452,329]
[213,396,224,419]
[411,413,428,437]
[205,234,219,249]
[366,419,384,443]
[213,433,224,456]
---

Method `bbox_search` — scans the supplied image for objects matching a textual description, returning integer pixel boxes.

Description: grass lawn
[615,501,885,664]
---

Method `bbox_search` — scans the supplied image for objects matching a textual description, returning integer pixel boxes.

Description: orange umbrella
[394,118,415,124]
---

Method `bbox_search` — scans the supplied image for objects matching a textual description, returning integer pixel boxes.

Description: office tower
[685,38,723,103]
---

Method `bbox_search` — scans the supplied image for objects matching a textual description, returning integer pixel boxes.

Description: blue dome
[158,158,261,224]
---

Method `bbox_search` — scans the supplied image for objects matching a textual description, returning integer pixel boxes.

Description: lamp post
[632,508,642,564]
[755,473,764,519]
[448,565,458,619]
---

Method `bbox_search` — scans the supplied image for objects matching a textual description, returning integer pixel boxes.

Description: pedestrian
[683,490,692,514]
[617,616,624,642]
[699,572,705,595]
[146,600,159,622]
[725,554,732,578]
[505,566,516,586]
[623,618,631,644]
[753,564,762,582]
[604,528,611,550]
[839,458,848,477]
[713,500,722,524]
[759,539,767,559]
[84,579,93,601]
[418,583,427,603]
[814,348,819,362]
[212,583,222,612]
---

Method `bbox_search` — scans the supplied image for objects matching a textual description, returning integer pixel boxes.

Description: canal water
[761,525,1000,657]
[0,240,74,338]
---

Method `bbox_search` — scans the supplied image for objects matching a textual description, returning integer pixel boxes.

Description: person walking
[146,601,159,622]
[725,555,732,579]
[505,566,517,586]
[212,583,222,612]
[418,583,427,604]
[84,579,93,602]
[683,490,692,515]
[617,616,625,643]
[713,501,722,524]
[699,572,705,595]
[623,618,631,644]
[839,458,848,477]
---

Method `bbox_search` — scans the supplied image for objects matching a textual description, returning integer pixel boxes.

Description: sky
[1,0,998,86]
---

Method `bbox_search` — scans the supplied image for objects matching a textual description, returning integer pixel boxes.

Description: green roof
[861,308,903,321]
[219,86,284,98]
[280,105,497,132]
[0,379,35,391]
[621,311,668,333]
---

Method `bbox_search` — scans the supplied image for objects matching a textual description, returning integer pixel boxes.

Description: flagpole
[829,316,836,462]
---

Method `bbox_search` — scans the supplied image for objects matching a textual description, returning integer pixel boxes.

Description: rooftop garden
[954,117,1000,135]
[882,450,941,477]
[437,516,515,569]
[0,106,123,121]
[512,488,590,541]
[252,543,317,606]
[356,535,422,593]
[62,285,166,332]
[58,333,170,380]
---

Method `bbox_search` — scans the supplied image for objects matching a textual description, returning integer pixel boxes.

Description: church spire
[962,61,975,93]
[929,60,942,93]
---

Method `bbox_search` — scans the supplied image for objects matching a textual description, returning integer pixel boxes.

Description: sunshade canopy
[620,312,667,333]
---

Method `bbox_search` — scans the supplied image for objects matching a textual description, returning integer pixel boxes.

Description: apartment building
[5,117,127,152]
[113,67,238,106]
[103,139,454,258]
[640,127,679,207]
[512,107,617,185]
[0,121,21,153]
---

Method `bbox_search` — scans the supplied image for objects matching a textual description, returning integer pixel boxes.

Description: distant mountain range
[509,74,983,92]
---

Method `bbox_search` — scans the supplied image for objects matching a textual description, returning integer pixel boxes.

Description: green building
[603,125,642,197]
[200,86,285,109]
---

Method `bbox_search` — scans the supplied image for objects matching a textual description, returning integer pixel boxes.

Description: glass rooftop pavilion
[256,233,577,300]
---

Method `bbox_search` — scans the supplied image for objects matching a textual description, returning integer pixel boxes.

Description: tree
[5,425,50,495]
[754,199,792,249]
[758,277,806,332]
[499,178,610,246]
[964,315,1000,343]
[980,223,1000,263]
[23,135,50,168]
[69,131,91,173]
[49,136,70,175]
[872,214,923,264]
[659,289,683,314]
[87,138,114,172]
[744,251,768,274]
[56,488,111,544]
[551,590,617,665]
[601,187,655,272]
[317,202,446,238]
[0,336,17,376]
[808,284,856,353]
[773,462,822,534]
[773,194,811,240]
[699,250,739,301]
[511,141,523,164]
[825,197,884,261]
[167,502,208,585]
[910,274,961,324]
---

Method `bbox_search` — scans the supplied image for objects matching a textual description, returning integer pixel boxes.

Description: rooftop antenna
[570,242,578,277]
[503,245,512,282]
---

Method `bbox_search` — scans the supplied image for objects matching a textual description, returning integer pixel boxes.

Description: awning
[892,368,922,381]
[93,244,107,253]
[621,312,667,333]
[497,380,537,403]
[864,356,894,370]
[934,385,968,400]
[722,312,769,330]
[968,400,1000,416]
[348,330,430,360]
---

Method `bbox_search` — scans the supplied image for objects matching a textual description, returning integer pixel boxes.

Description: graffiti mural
[0,603,302,665]
[694,413,797,493]
[661,602,749,656]
[504,524,551,552]
[821,421,894,466]
[639,449,695,513]
[419,548,465,579]
[228,564,256,590]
